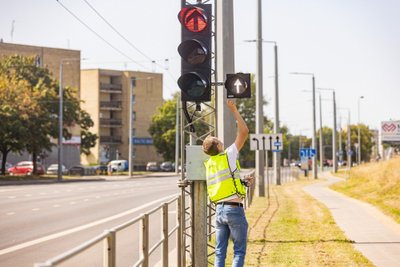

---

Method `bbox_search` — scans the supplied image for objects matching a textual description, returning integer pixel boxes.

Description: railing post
[103,230,116,267]
[162,203,169,267]
[177,197,182,267]
[140,214,149,267]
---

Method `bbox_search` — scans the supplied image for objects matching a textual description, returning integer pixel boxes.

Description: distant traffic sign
[300,148,316,159]
[250,133,283,152]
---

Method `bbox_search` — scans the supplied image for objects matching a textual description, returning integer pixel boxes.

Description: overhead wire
[55,0,149,71]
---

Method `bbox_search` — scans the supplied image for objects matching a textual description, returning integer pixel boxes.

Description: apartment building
[81,69,163,170]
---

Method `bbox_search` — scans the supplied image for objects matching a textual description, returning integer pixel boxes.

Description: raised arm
[226,100,249,151]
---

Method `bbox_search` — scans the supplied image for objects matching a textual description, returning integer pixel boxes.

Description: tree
[338,124,374,164]
[0,55,97,175]
[148,96,178,161]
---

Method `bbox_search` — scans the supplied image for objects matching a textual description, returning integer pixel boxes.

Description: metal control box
[186,145,208,181]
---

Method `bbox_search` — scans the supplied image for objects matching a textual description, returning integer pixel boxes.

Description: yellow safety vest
[204,152,246,203]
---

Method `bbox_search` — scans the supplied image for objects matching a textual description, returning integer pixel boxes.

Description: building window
[131,77,136,89]
[132,128,136,137]
[132,111,136,121]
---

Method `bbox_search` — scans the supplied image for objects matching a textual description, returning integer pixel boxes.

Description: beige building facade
[81,69,163,169]
[0,42,81,167]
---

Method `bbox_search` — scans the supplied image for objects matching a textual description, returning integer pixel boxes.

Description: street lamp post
[317,88,338,173]
[290,72,317,179]
[58,58,80,182]
[58,63,64,182]
[357,96,364,165]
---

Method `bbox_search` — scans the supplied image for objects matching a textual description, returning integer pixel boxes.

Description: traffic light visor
[178,39,208,65]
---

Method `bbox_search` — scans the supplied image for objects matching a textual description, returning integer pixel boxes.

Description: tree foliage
[0,55,97,175]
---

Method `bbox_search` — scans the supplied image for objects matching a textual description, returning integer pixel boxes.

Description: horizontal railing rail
[34,195,181,267]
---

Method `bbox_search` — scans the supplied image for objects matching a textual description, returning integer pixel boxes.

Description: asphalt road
[0,174,181,267]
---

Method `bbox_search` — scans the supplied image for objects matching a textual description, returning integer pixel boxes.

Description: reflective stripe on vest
[204,152,246,203]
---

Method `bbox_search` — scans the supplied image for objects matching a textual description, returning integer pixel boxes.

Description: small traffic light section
[224,73,251,98]
[177,4,212,102]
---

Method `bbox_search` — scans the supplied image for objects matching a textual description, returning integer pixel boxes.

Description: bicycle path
[303,172,400,267]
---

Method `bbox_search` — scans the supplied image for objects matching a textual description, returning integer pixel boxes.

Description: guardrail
[34,195,181,267]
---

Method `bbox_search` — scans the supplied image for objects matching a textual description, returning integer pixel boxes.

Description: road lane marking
[8,196,16,199]
[0,194,178,256]
[6,212,15,216]
[32,208,40,211]
[53,204,60,208]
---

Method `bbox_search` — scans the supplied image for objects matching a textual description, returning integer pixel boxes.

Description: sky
[1,0,399,137]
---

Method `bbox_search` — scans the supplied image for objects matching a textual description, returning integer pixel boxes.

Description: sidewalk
[303,172,400,267]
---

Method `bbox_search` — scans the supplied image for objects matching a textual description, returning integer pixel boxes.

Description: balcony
[100,101,122,110]
[99,118,122,127]
[100,136,122,144]
[100,83,122,93]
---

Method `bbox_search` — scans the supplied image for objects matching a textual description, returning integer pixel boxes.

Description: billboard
[381,121,400,142]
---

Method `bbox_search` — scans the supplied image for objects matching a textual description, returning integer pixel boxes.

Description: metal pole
[256,0,265,196]
[58,63,63,182]
[273,44,281,185]
[333,91,338,172]
[175,97,180,174]
[339,116,342,166]
[312,76,318,179]
[347,110,351,169]
[319,93,323,172]
[357,96,364,165]
[128,78,134,177]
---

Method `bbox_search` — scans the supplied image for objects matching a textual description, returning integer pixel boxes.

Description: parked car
[8,161,45,176]
[69,165,95,176]
[93,165,108,175]
[160,161,174,172]
[3,162,12,174]
[46,164,68,175]
[108,160,128,172]
[146,162,159,172]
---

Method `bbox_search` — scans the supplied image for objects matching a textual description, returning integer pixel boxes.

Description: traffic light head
[224,73,251,99]
[177,4,212,102]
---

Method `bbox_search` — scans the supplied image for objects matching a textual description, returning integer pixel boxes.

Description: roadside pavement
[303,172,400,267]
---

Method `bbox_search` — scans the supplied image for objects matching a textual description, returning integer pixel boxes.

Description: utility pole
[255,0,265,196]
[333,91,337,172]
[312,76,317,178]
[319,93,323,172]
[272,43,281,185]
[357,96,364,165]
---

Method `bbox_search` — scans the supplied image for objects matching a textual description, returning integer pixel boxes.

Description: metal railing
[34,195,181,267]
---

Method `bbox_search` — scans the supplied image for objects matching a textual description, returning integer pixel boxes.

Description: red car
[8,161,45,176]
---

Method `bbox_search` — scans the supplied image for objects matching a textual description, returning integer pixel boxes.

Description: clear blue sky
[1,0,399,137]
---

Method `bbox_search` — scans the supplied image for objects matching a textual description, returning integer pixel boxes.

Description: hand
[243,175,254,187]
[226,99,237,112]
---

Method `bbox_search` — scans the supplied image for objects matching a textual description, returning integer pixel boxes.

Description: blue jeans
[214,204,248,267]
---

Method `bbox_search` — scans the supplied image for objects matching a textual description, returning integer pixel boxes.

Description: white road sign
[250,134,283,151]
[381,121,400,142]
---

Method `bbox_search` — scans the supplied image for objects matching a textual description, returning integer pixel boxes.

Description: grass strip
[212,179,373,266]
[331,157,400,223]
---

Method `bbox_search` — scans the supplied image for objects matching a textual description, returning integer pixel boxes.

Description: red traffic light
[178,6,208,33]
[225,73,251,99]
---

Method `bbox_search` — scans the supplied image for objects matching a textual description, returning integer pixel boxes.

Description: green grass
[208,179,373,266]
[331,157,400,223]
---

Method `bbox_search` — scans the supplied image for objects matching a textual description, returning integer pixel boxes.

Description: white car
[46,164,68,175]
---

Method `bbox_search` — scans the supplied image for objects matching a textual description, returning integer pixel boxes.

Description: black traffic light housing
[224,73,251,99]
[177,4,212,102]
